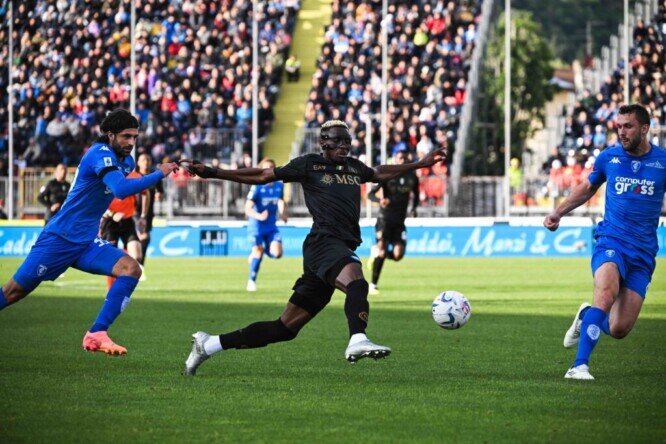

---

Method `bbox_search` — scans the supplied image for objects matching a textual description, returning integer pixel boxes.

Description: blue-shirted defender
[0,109,178,355]
[544,104,666,380]
[244,158,288,292]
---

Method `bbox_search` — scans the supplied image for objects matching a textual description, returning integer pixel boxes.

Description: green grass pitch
[1,257,665,442]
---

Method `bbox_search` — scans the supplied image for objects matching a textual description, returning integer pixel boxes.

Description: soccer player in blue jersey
[245,158,288,292]
[0,109,178,355]
[544,104,666,380]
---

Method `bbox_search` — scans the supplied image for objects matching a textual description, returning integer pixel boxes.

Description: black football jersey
[274,153,375,247]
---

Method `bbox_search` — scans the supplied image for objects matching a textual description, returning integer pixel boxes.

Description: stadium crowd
[302,0,482,206]
[541,2,666,205]
[0,0,299,168]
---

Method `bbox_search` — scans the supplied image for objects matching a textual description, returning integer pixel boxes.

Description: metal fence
[188,128,246,165]
[161,177,250,219]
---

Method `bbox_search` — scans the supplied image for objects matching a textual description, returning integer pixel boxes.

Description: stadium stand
[513,0,666,213]
[1,0,300,168]
[530,1,665,210]
[298,0,483,210]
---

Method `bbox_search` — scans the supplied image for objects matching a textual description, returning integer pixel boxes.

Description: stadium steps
[263,0,331,165]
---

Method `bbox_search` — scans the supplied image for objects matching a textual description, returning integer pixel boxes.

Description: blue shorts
[249,228,282,249]
[13,231,126,293]
[591,236,656,298]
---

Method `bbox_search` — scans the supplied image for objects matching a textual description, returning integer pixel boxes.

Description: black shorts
[289,234,361,316]
[101,217,139,246]
[375,219,407,245]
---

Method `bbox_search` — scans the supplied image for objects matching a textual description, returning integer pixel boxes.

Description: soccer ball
[432,290,471,329]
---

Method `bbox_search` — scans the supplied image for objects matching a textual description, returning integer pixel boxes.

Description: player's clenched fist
[543,213,560,231]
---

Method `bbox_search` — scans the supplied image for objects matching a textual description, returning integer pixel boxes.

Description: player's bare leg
[335,262,391,363]
[126,240,145,281]
[392,243,406,261]
[269,241,283,259]
[0,279,30,310]
[608,287,643,339]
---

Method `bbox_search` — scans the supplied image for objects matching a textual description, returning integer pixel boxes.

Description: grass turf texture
[1,257,664,443]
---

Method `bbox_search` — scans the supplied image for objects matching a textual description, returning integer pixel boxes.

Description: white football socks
[203,335,223,355]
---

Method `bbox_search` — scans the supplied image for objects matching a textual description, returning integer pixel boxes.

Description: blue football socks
[0,287,7,311]
[573,306,608,367]
[90,276,138,332]
[601,315,610,335]
[249,257,262,282]
[579,304,610,335]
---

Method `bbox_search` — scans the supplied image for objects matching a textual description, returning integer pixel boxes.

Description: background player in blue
[245,158,288,292]
[0,109,178,356]
[544,104,666,380]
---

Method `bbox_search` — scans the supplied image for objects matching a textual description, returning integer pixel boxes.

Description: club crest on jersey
[631,161,641,173]
[320,173,334,186]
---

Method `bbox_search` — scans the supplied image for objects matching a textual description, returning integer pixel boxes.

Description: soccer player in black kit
[181,120,445,375]
[367,150,420,295]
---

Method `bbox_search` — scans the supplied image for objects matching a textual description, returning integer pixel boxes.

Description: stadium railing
[187,128,246,165]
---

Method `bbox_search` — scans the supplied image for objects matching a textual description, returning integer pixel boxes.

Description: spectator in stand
[4,0,301,168]
[285,54,301,82]
[549,6,666,205]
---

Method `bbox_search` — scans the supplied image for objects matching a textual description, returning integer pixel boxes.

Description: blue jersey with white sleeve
[247,182,284,234]
[45,142,136,243]
[588,143,666,256]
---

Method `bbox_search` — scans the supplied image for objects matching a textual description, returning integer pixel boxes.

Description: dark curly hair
[100,109,140,134]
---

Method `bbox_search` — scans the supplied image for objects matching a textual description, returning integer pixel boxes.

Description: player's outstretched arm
[372,148,446,182]
[543,180,601,231]
[103,162,178,199]
[179,159,276,185]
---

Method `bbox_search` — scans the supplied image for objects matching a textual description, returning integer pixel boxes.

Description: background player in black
[135,153,164,266]
[180,120,445,375]
[37,163,70,224]
[367,150,420,294]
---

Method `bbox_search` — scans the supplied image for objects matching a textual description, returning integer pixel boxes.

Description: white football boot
[246,280,257,292]
[564,364,594,380]
[563,302,591,348]
[184,331,211,376]
[344,339,391,363]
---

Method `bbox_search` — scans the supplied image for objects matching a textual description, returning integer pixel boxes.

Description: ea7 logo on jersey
[614,176,655,195]
[609,157,621,164]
